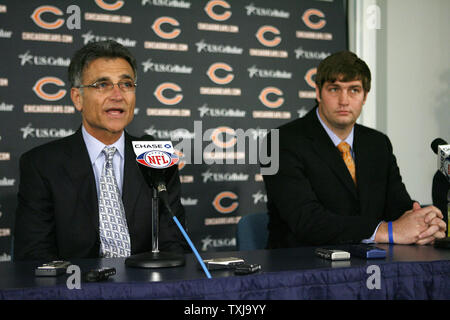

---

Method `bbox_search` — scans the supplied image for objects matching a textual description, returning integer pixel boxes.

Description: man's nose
[338,90,349,105]
[109,84,124,99]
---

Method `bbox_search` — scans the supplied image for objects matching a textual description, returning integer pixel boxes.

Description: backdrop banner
[0,0,347,260]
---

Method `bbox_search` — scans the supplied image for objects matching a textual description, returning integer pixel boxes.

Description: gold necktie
[337,142,356,185]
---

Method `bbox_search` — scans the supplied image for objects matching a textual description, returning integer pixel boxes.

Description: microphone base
[125,251,185,268]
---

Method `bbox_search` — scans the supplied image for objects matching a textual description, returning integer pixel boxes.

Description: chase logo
[136,150,179,169]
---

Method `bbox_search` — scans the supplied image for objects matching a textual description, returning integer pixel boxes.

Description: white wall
[384,0,449,204]
[350,0,450,204]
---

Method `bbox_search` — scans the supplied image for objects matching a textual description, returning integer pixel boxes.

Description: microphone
[125,136,212,278]
[132,136,180,218]
[431,138,448,154]
[430,138,450,180]
[430,138,450,239]
[134,137,171,209]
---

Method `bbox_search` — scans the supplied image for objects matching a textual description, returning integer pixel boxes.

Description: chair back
[236,212,269,251]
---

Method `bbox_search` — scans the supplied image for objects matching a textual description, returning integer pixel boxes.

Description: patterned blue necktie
[98,146,131,258]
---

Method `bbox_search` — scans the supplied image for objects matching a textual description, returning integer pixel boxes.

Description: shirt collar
[316,107,354,148]
[81,126,125,163]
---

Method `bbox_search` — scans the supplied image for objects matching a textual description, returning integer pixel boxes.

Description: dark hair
[68,40,137,88]
[315,51,371,94]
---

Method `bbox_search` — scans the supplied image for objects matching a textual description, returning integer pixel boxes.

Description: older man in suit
[14,40,187,261]
[263,51,446,248]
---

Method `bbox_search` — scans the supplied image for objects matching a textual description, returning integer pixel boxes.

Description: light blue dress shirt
[81,126,125,197]
[315,108,381,243]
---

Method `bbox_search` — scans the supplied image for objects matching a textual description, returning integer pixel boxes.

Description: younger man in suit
[263,51,446,248]
[14,41,187,260]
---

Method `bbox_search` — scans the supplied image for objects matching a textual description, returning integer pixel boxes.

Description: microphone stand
[447,189,450,238]
[125,186,185,268]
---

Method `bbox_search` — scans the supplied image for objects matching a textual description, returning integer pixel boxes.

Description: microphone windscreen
[139,134,155,141]
[431,138,448,154]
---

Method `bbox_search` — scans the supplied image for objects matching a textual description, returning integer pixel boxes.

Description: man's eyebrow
[119,74,134,80]
[326,83,362,88]
[120,73,134,81]
[91,76,109,83]
[90,74,134,83]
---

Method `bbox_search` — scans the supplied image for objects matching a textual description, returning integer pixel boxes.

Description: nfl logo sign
[137,150,179,169]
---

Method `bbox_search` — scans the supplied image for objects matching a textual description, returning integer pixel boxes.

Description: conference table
[0,244,449,301]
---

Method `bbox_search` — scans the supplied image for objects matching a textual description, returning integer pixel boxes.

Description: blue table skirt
[1,260,449,300]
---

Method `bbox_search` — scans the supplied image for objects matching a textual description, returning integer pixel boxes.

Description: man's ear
[362,91,369,105]
[315,85,321,103]
[71,87,83,112]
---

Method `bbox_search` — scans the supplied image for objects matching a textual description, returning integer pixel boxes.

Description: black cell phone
[35,260,72,276]
[85,267,116,282]
[315,248,350,261]
[234,263,261,275]
[203,257,245,270]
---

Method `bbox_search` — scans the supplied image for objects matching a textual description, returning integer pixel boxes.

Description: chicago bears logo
[256,25,281,47]
[302,8,326,30]
[95,0,125,11]
[304,68,317,88]
[32,77,66,101]
[204,0,232,21]
[211,126,237,149]
[30,6,65,30]
[151,17,181,39]
[207,62,234,85]
[174,150,186,170]
[154,82,183,105]
[136,150,179,169]
[259,87,284,108]
[212,191,238,214]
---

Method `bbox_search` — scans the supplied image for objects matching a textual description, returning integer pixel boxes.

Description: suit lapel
[63,130,145,238]
[63,128,99,233]
[353,125,373,214]
[305,109,358,199]
[122,133,145,222]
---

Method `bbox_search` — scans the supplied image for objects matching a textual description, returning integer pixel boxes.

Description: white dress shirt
[81,126,125,197]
